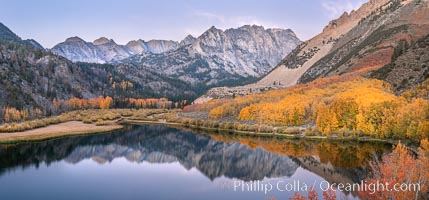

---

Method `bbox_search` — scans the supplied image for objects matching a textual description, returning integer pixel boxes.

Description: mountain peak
[207,26,222,32]
[241,24,265,30]
[184,34,195,39]
[127,39,146,44]
[65,36,85,42]
[93,37,114,45]
[0,22,44,49]
[0,22,22,42]
[200,26,224,38]
[179,34,197,46]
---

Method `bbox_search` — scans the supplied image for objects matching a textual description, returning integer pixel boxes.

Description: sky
[0,0,366,48]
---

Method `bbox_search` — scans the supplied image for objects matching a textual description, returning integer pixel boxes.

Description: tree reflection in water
[0,125,390,186]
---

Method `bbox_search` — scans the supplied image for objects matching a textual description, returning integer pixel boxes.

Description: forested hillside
[193,75,429,142]
[0,40,197,121]
[195,0,429,103]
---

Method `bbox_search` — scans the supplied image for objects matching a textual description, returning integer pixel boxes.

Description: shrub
[83,118,92,124]
[95,119,107,126]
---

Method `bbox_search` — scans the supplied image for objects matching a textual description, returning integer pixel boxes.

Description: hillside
[0,22,302,117]
[0,23,201,116]
[297,0,429,84]
[370,34,429,94]
[189,0,429,141]
[0,40,199,108]
[190,76,429,141]
[0,23,44,49]
[0,41,105,112]
[195,0,429,102]
[54,25,301,87]
[52,37,179,63]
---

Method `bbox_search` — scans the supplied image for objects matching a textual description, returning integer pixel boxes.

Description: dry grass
[0,109,180,143]
[0,121,123,143]
[0,109,173,133]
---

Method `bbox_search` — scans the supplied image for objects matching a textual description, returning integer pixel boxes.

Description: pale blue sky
[0,0,366,48]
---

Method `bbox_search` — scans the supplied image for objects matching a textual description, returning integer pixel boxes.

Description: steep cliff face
[51,25,300,91]
[52,37,180,63]
[51,37,105,63]
[92,37,132,61]
[125,25,301,86]
[195,25,301,77]
[143,40,179,53]
[195,0,429,102]
[179,35,197,46]
[126,39,179,54]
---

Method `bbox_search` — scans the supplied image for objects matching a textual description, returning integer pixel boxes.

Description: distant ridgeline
[0,21,301,121]
[0,24,196,121]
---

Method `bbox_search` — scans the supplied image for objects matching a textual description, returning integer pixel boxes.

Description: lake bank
[0,117,400,145]
[0,121,123,144]
[0,124,387,200]
[123,119,400,145]
[0,108,414,149]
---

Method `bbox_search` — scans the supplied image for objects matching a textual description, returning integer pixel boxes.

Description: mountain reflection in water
[0,125,391,199]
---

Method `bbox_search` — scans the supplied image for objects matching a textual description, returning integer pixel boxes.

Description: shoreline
[123,119,399,145]
[0,121,123,144]
[0,118,403,147]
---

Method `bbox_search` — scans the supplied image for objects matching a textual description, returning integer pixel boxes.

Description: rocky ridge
[195,0,429,103]
[124,25,301,86]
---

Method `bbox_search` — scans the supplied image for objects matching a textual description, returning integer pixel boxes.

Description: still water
[0,125,391,200]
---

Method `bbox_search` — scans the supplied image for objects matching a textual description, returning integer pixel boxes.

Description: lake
[0,125,391,200]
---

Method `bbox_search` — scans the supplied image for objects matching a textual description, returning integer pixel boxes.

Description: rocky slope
[0,41,198,112]
[179,35,197,46]
[124,25,301,86]
[52,37,181,63]
[52,26,300,92]
[371,34,429,94]
[51,37,106,63]
[0,23,200,112]
[126,39,179,54]
[0,40,105,111]
[92,37,132,61]
[52,25,300,87]
[195,0,429,102]
[297,0,429,84]
[0,22,44,49]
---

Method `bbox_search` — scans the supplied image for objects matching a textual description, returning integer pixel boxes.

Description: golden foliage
[0,109,171,133]
[1,107,41,123]
[204,77,429,141]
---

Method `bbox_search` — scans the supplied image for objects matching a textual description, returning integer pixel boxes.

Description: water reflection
[0,125,391,199]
